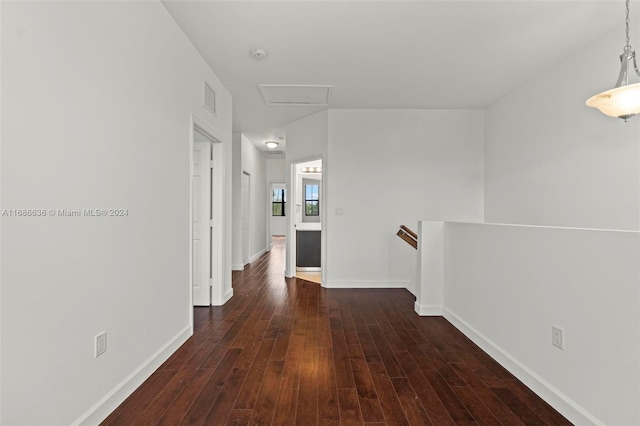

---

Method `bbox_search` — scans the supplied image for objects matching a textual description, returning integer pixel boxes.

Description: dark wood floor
[103,237,571,425]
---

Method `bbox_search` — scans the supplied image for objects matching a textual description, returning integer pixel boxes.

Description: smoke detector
[251,48,268,60]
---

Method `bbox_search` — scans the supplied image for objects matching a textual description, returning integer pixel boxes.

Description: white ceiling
[163,1,632,152]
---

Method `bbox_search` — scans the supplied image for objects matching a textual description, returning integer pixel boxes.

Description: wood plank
[233,338,277,409]
[295,345,318,425]
[422,369,477,425]
[492,387,546,425]
[367,324,404,378]
[367,362,410,426]
[101,369,177,425]
[394,351,456,426]
[179,347,242,425]
[272,334,304,425]
[225,409,253,426]
[390,377,434,426]
[203,367,249,424]
[317,346,340,425]
[337,388,364,426]
[346,344,385,423]
[131,368,199,424]
[453,386,502,426]
[250,360,285,425]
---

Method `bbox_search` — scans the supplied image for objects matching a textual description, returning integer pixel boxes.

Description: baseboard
[250,248,266,263]
[323,280,409,289]
[223,287,233,304]
[414,302,442,316]
[296,267,321,272]
[443,308,603,426]
[73,325,192,426]
[232,263,244,271]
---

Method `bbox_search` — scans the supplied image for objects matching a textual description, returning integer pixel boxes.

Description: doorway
[287,158,323,284]
[190,117,224,307]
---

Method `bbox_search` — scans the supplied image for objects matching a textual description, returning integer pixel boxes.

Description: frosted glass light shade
[586,82,640,120]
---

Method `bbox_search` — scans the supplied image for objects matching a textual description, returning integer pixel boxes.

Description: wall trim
[296,267,321,272]
[443,308,603,426]
[414,302,442,316]
[223,288,234,304]
[323,280,409,289]
[73,325,192,426]
[232,263,244,271]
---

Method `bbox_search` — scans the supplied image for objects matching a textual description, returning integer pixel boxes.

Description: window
[272,188,286,216]
[305,184,319,216]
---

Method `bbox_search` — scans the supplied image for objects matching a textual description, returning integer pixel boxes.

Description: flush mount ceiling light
[586,0,640,122]
[265,141,279,149]
[301,167,322,173]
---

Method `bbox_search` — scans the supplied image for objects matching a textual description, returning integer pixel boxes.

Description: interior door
[193,141,212,306]
[242,172,250,265]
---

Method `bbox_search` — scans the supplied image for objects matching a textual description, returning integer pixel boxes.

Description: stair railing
[396,225,418,249]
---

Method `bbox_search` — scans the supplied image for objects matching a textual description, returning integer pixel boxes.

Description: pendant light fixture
[586,0,640,122]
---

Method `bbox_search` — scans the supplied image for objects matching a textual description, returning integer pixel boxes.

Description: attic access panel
[258,84,332,106]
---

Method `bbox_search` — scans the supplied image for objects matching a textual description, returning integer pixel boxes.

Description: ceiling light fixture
[301,167,322,173]
[586,0,640,122]
[265,141,279,149]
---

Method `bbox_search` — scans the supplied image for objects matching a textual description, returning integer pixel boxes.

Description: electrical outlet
[552,326,564,350]
[95,332,107,357]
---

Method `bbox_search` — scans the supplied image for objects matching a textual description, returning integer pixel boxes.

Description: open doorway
[190,117,224,307]
[288,159,323,284]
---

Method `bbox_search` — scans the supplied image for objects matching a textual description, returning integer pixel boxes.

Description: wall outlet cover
[95,331,107,357]
[552,325,564,350]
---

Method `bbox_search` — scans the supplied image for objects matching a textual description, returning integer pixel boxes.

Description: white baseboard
[414,302,442,316]
[250,248,266,263]
[73,325,192,426]
[223,287,233,304]
[232,263,244,271]
[296,267,321,272]
[443,308,603,426]
[323,280,409,289]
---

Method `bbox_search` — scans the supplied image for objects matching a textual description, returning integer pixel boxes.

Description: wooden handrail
[400,225,417,240]
[397,225,418,249]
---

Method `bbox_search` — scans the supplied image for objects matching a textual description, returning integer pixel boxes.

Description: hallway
[103,238,570,425]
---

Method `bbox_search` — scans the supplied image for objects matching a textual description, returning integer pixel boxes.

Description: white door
[193,141,212,306]
[242,172,250,265]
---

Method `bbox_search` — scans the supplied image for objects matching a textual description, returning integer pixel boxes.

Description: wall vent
[204,82,216,115]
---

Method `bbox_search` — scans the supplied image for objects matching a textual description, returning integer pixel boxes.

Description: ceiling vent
[258,84,332,106]
[203,82,216,115]
[263,150,284,157]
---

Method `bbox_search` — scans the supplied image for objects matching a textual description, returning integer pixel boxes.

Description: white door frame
[241,171,251,266]
[189,115,225,317]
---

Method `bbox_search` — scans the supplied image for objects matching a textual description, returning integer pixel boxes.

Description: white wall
[326,109,484,289]
[242,134,268,263]
[442,222,640,426]
[232,134,269,268]
[485,25,640,231]
[266,159,286,237]
[284,111,328,277]
[0,2,232,424]
[231,133,243,269]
